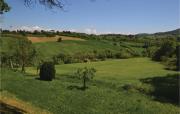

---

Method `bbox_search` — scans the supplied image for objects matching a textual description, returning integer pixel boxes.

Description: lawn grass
[1,58,179,114]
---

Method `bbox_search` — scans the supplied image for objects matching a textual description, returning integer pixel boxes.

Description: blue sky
[1,0,179,34]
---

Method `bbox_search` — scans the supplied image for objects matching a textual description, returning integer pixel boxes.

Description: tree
[1,0,65,14]
[75,67,96,89]
[0,0,10,14]
[16,38,36,72]
[176,46,180,71]
[1,38,18,69]
[1,36,36,72]
[152,41,176,61]
[24,0,64,9]
[39,62,56,81]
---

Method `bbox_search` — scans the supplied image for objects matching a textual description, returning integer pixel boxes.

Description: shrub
[142,47,157,57]
[64,55,74,64]
[115,50,131,59]
[57,37,62,42]
[165,57,177,70]
[152,41,176,61]
[122,83,153,93]
[97,52,106,60]
[39,62,56,81]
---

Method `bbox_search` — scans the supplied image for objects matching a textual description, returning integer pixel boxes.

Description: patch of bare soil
[28,35,85,43]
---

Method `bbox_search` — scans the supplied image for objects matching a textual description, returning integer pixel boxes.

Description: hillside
[154,29,180,36]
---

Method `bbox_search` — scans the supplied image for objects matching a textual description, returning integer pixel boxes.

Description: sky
[1,0,179,34]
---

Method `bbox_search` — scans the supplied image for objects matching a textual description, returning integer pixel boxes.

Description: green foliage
[0,0,10,14]
[142,46,157,57]
[165,57,177,70]
[152,41,176,61]
[39,62,56,81]
[16,38,37,72]
[176,46,180,71]
[151,41,178,71]
[51,48,141,65]
[75,67,96,89]
[1,36,36,72]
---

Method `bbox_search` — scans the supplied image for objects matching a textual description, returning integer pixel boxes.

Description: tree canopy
[0,0,64,14]
[0,0,10,14]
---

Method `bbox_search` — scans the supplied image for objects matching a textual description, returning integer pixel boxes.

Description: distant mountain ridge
[136,29,180,36]
[154,28,180,36]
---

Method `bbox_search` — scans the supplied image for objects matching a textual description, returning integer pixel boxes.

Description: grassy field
[0,91,51,114]
[1,58,179,114]
[34,40,143,59]
[1,36,144,60]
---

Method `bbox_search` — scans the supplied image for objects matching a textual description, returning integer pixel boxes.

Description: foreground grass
[1,58,179,114]
[0,91,51,114]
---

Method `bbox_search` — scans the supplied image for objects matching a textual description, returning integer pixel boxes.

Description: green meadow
[34,40,143,59]
[1,58,179,114]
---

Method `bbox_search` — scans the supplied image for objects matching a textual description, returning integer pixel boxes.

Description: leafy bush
[152,41,176,61]
[165,57,177,70]
[142,47,157,57]
[39,62,56,81]
[122,83,153,93]
[115,49,131,59]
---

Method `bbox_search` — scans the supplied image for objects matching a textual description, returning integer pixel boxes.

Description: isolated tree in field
[16,38,36,72]
[75,67,96,89]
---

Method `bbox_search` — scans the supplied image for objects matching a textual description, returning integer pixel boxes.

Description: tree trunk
[83,78,86,89]
[9,59,14,69]
[37,67,39,75]
[21,63,25,73]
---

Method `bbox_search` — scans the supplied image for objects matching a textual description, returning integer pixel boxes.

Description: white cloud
[84,28,97,34]
[12,26,51,31]
[7,26,135,35]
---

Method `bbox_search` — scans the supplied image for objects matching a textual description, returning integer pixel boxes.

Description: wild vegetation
[0,29,179,113]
